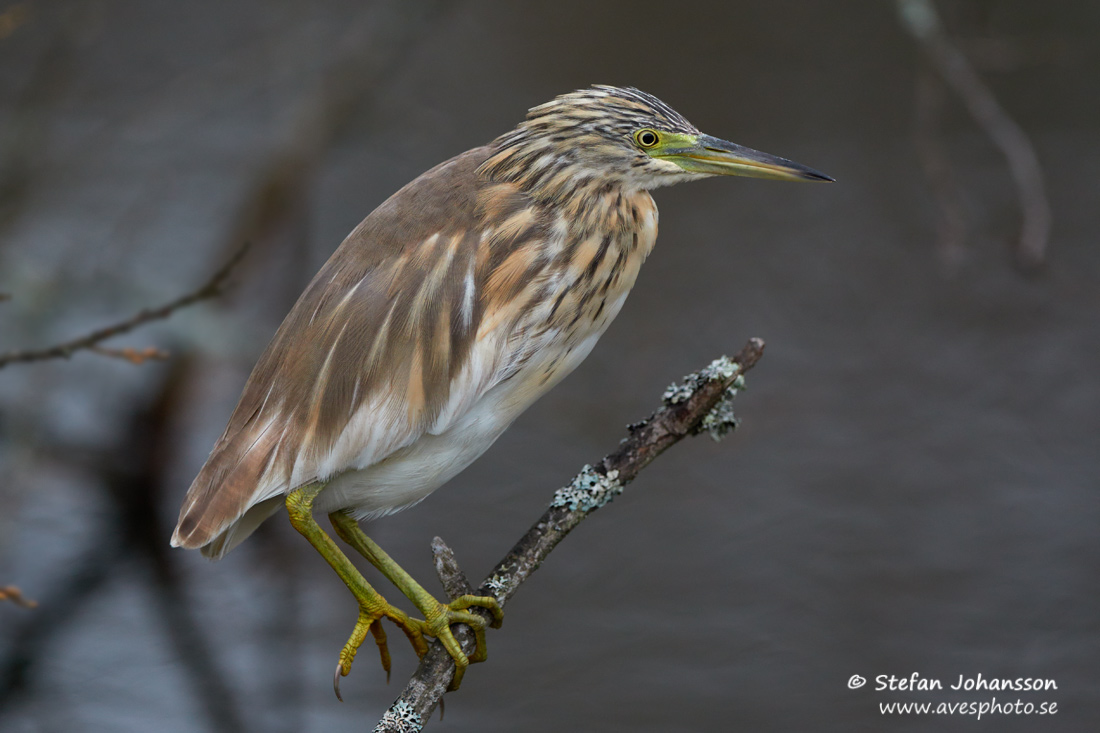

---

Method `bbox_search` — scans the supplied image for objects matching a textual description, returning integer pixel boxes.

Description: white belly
[315,395,515,519]
[314,324,610,519]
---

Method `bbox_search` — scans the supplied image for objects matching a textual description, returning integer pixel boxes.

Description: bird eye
[635,129,660,148]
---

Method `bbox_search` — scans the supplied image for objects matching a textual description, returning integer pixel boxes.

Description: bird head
[480,85,832,198]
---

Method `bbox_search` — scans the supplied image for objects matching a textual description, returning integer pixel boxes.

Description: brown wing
[171,146,553,556]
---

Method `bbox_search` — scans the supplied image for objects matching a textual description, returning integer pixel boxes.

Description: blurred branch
[897,0,1051,272]
[121,359,249,733]
[0,244,248,370]
[0,540,123,715]
[0,587,36,609]
[375,338,766,732]
[914,69,968,272]
[0,358,248,733]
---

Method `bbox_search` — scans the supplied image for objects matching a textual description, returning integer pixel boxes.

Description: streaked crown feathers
[480,85,703,196]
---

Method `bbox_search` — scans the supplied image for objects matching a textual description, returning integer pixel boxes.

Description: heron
[171,85,830,695]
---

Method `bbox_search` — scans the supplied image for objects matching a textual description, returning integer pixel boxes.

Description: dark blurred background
[1,1,1098,731]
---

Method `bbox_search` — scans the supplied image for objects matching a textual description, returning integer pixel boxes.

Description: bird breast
[517,187,659,390]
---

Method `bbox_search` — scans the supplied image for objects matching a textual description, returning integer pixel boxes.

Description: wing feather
[172,146,552,556]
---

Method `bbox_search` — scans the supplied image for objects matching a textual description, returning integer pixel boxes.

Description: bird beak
[658,134,834,182]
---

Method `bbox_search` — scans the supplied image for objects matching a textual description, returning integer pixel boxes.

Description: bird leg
[329,511,504,691]
[285,483,429,700]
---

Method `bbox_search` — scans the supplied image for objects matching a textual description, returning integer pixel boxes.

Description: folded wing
[172,148,552,557]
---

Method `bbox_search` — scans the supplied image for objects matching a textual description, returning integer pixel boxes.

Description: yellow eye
[635,129,660,148]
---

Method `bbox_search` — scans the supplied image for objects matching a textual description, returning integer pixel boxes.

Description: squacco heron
[171,86,830,696]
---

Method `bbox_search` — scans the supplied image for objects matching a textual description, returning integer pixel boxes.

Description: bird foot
[321,511,503,693]
[333,600,429,701]
[418,593,504,691]
[332,593,502,698]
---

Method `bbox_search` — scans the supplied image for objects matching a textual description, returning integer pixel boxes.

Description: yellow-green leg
[285,483,429,700]
[329,511,503,690]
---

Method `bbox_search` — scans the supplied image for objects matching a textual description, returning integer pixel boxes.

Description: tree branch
[0,243,248,369]
[373,338,766,732]
[897,0,1051,272]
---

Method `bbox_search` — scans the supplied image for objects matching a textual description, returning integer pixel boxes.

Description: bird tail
[170,418,285,559]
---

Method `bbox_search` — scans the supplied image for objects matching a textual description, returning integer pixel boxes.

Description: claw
[333,662,345,702]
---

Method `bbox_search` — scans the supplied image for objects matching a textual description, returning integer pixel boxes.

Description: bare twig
[374,338,766,732]
[88,346,172,364]
[0,243,248,369]
[898,0,1051,272]
[431,538,475,603]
